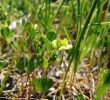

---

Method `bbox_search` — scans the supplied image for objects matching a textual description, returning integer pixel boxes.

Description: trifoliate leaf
[34,77,53,93]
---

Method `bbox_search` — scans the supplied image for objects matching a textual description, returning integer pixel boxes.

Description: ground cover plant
[0,0,110,99]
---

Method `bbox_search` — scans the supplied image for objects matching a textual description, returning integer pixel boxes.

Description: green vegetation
[0,0,110,99]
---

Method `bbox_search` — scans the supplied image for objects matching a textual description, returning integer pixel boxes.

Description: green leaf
[0,74,10,96]
[1,27,14,38]
[16,56,27,72]
[43,59,49,68]
[46,31,57,41]
[34,77,53,93]
[75,93,85,100]
[80,33,95,60]
[29,29,38,39]
[27,58,35,73]
[49,52,57,62]
[95,69,110,100]
[68,0,98,64]
[44,38,52,51]
[0,59,8,69]
[1,27,14,43]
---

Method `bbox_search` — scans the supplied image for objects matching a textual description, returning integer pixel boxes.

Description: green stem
[59,0,98,99]
[68,0,98,62]
[59,61,71,100]
[51,0,65,23]
[96,0,101,23]
[77,0,81,34]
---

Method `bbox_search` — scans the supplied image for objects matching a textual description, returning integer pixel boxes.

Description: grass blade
[59,0,98,99]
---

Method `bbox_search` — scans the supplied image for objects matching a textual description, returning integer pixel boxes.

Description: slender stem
[59,61,71,100]
[68,0,98,62]
[77,0,81,34]
[75,0,98,48]
[51,0,65,23]
[37,2,45,18]
[96,0,101,23]
[27,73,31,100]
[59,0,98,99]
[20,74,23,98]
[45,0,48,32]
[63,27,72,44]
[48,0,51,17]
[69,0,81,81]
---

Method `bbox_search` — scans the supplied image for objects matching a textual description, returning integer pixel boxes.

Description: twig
[47,88,61,96]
